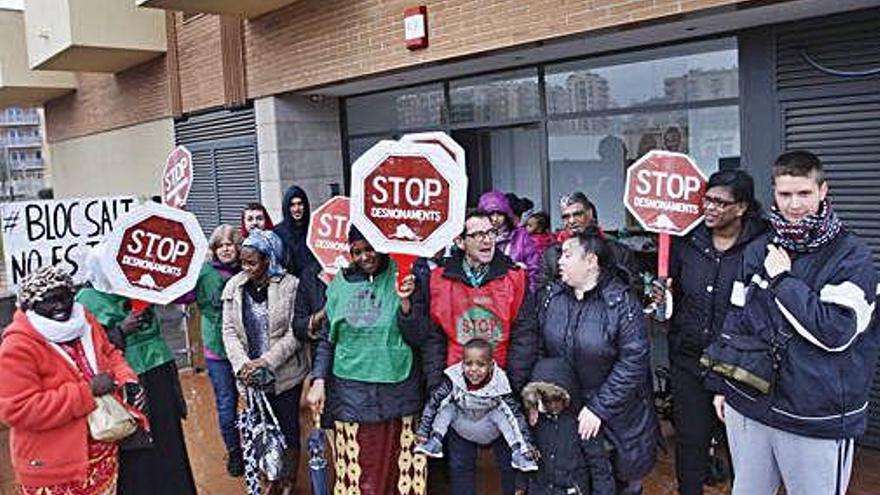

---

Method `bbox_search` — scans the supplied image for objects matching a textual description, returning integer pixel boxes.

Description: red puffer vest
[429,264,527,368]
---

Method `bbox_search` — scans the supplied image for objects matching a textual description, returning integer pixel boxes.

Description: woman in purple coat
[478,191,541,292]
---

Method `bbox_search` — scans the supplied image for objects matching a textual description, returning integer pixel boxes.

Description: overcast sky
[0,0,23,10]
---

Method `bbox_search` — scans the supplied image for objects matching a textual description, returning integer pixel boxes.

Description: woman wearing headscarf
[478,191,541,292]
[539,228,659,495]
[221,229,309,494]
[306,228,428,495]
[77,246,197,495]
[0,266,144,495]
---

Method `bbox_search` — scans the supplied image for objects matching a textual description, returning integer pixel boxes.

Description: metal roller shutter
[776,11,880,447]
[174,106,260,237]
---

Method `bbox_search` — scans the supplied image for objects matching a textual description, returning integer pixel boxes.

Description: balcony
[7,158,43,171]
[136,0,300,19]
[1,135,41,147]
[0,10,76,107]
[24,0,166,73]
[0,109,40,126]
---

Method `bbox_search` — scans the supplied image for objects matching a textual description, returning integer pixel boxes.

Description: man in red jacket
[424,208,538,495]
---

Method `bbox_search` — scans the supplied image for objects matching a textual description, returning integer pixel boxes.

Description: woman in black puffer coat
[538,227,659,495]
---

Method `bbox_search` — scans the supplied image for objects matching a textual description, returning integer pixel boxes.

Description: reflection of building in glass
[395,90,444,129]
[664,67,738,101]
[450,78,539,123]
[0,106,48,199]
[546,72,610,116]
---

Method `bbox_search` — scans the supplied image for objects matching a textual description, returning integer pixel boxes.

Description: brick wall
[44,55,170,143]
[45,12,226,143]
[244,0,746,97]
[176,13,226,114]
[45,0,749,142]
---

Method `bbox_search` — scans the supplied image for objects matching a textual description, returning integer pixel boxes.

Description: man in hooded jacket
[274,185,318,278]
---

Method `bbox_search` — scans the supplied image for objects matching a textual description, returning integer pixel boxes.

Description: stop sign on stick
[162,145,193,209]
[624,150,707,318]
[307,196,352,275]
[351,140,467,257]
[102,202,207,305]
[624,150,707,236]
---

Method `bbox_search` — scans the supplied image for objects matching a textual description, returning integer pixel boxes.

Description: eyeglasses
[702,196,739,209]
[464,229,497,242]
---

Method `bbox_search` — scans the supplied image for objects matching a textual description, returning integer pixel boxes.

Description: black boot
[227,448,245,477]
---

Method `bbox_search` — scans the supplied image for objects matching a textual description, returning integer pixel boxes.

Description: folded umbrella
[307,414,330,495]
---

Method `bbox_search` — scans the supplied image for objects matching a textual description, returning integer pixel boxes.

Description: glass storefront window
[546,40,738,114]
[486,126,545,211]
[449,69,540,125]
[348,135,392,164]
[344,38,739,228]
[346,84,444,135]
[548,105,740,229]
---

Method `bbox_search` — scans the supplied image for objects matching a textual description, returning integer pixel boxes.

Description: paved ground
[177,370,880,495]
[1,368,875,494]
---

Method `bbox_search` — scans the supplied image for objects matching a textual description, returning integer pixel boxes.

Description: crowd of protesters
[0,149,876,495]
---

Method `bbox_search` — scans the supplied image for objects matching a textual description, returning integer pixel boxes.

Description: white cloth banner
[1,196,138,291]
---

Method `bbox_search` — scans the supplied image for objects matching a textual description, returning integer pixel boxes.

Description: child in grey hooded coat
[414,338,538,472]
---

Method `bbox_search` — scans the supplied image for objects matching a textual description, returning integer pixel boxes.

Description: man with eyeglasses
[423,208,538,495]
[537,192,638,292]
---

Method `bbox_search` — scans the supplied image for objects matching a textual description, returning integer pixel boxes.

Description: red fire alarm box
[404,6,428,50]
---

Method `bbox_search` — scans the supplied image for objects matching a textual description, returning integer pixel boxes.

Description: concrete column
[256,94,344,221]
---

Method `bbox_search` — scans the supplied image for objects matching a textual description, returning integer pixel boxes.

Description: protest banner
[0,196,138,292]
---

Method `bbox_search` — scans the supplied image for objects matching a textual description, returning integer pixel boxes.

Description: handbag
[249,387,288,481]
[701,330,779,395]
[702,233,849,395]
[88,395,138,442]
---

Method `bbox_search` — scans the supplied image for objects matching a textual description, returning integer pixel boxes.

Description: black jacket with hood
[667,216,769,360]
[538,274,659,482]
[519,357,592,494]
[273,185,318,278]
[311,255,426,423]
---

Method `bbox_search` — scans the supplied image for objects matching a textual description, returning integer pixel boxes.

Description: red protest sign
[350,140,467,257]
[161,145,193,209]
[102,203,207,304]
[307,196,352,275]
[624,150,708,236]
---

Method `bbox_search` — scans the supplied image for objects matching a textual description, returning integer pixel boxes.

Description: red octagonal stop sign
[162,145,193,209]
[624,150,708,236]
[351,140,467,256]
[102,203,207,304]
[307,196,352,274]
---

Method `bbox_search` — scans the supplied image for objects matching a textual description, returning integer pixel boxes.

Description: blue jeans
[206,358,241,454]
[446,429,515,495]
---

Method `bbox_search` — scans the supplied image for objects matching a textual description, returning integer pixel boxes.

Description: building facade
[0,106,47,199]
[1,0,879,438]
